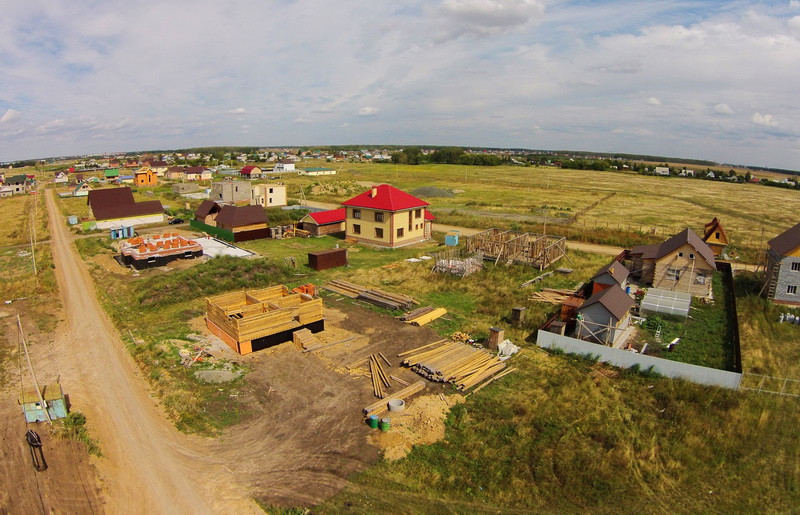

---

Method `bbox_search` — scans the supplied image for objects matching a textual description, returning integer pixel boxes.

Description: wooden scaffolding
[205,285,323,355]
[464,228,567,270]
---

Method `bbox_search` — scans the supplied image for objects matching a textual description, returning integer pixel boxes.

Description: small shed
[308,248,348,271]
[299,208,346,237]
[110,226,135,239]
[19,383,68,423]
[575,286,635,346]
[445,230,460,246]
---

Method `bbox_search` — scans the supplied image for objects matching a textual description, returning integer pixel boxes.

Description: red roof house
[299,208,346,237]
[341,185,431,248]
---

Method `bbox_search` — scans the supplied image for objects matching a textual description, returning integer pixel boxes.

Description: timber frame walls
[464,228,567,270]
[205,285,324,354]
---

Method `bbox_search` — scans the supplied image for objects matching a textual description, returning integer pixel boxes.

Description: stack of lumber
[530,288,575,304]
[400,341,506,391]
[323,280,417,310]
[363,380,426,416]
[399,306,448,326]
[368,353,393,398]
[292,328,319,350]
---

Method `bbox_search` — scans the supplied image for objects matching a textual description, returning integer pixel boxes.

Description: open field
[0,193,50,247]
[281,161,800,262]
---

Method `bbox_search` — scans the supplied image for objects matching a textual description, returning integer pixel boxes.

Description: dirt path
[43,190,259,514]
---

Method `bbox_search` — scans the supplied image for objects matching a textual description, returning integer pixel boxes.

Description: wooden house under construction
[463,228,567,270]
[205,285,324,355]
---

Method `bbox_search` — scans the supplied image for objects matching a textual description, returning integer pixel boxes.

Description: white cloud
[752,112,778,126]
[228,107,246,114]
[358,106,379,116]
[0,109,20,124]
[714,103,734,115]
[646,97,662,106]
[434,0,545,40]
[791,0,800,10]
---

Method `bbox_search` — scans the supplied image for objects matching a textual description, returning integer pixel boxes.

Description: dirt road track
[44,190,259,514]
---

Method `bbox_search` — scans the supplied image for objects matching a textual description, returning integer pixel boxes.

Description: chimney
[371,186,378,198]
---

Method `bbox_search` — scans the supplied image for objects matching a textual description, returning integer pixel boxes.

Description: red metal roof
[308,208,346,225]
[425,210,435,221]
[240,165,260,175]
[341,184,429,212]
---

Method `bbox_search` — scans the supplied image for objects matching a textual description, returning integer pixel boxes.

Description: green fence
[189,219,234,242]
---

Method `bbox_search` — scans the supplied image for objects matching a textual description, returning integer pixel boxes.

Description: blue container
[445,231,460,246]
[67,215,78,225]
[626,286,632,294]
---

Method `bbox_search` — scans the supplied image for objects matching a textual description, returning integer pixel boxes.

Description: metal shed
[19,383,68,423]
[640,288,692,318]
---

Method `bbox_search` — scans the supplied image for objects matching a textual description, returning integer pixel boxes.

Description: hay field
[0,194,49,246]
[294,162,800,260]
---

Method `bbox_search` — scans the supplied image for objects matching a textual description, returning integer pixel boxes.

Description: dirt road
[43,190,259,514]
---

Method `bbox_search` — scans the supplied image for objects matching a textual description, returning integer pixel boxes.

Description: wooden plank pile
[531,288,575,304]
[323,279,417,310]
[363,380,426,416]
[400,341,506,391]
[292,328,320,350]
[399,306,448,326]
[368,353,393,398]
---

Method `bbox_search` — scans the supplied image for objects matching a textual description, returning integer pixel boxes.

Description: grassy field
[317,347,800,513]
[0,243,60,332]
[277,161,800,262]
[0,193,50,247]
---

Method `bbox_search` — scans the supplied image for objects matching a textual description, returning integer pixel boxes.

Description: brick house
[764,223,800,305]
[342,185,430,248]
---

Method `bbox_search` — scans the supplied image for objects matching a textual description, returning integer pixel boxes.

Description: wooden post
[18,315,51,424]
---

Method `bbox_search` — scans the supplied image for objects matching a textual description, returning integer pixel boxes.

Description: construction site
[463,228,567,270]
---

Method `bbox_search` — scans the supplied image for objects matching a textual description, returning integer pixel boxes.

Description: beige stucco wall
[345,206,427,247]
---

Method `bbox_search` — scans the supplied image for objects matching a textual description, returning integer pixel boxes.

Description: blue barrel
[626,286,632,294]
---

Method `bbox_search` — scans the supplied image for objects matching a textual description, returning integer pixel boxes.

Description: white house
[274,160,296,172]
[654,167,670,176]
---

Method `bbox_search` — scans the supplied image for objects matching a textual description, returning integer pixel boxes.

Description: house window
[715,232,721,239]
[415,209,422,219]
[689,253,695,259]
[678,252,684,258]
[375,227,384,239]
[788,285,797,295]
[397,228,404,238]
[666,268,681,281]
[695,271,707,284]
[792,262,800,272]
[269,188,273,194]
[352,224,361,235]
[352,209,361,219]
[375,212,384,222]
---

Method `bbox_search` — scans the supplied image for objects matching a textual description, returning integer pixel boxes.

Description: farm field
[286,161,800,262]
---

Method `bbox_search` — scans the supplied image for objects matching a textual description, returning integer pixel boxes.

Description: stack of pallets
[323,280,417,310]
[400,341,506,391]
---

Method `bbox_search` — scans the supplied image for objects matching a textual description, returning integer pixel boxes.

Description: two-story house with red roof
[341,185,430,248]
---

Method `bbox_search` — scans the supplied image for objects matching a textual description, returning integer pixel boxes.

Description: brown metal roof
[768,223,800,256]
[215,205,268,228]
[591,261,629,285]
[629,243,659,259]
[655,228,716,268]
[703,217,727,243]
[194,199,220,220]
[578,285,635,321]
[87,187,164,221]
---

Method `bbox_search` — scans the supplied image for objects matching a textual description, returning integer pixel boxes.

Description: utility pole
[29,202,37,276]
[18,315,51,424]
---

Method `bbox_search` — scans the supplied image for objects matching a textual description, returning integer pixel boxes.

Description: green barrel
[368,415,379,429]
[379,417,391,432]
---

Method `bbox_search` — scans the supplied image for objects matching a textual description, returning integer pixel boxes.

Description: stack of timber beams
[400,306,448,326]
[205,285,324,354]
[401,341,506,391]
[363,380,426,416]
[323,279,417,310]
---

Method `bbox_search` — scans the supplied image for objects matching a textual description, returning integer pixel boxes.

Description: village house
[764,223,800,305]
[629,228,717,298]
[299,208,346,236]
[2,174,32,195]
[654,166,671,176]
[194,199,220,226]
[134,167,158,187]
[274,160,296,173]
[104,168,120,181]
[240,165,263,179]
[54,171,68,184]
[702,217,728,258]
[251,183,286,207]
[213,205,269,242]
[166,166,212,181]
[342,184,431,248]
[72,181,91,197]
[87,187,165,229]
[142,159,169,175]
[212,181,251,204]
[298,167,336,176]
[574,285,635,347]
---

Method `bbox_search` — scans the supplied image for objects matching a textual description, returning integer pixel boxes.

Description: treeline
[390,146,507,166]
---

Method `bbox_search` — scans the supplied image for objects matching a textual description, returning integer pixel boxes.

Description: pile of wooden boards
[399,306,448,326]
[292,328,320,350]
[368,353,394,399]
[530,288,576,304]
[400,341,506,391]
[323,279,417,310]
[363,380,426,416]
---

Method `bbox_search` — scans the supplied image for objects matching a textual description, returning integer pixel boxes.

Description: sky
[1,1,800,169]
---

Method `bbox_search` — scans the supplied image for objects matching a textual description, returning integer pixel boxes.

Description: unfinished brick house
[764,222,800,305]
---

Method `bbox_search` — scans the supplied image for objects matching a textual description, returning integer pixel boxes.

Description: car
[168,218,184,225]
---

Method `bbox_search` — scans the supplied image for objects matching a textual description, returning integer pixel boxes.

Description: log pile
[323,279,417,310]
[399,306,448,326]
[400,341,506,391]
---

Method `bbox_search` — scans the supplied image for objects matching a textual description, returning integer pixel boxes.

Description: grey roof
[768,223,800,257]
[591,261,629,285]
[578,285,635,321]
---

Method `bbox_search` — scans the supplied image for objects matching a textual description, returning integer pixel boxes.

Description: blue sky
[1,0,800,169]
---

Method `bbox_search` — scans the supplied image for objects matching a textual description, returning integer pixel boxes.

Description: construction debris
[400,306,448,326]
[450,331,472,343]
[530,288,576,304]
[521,271,553,287]
[363,380,426,416]
[401,341,506,391]
[430,248,484,277]
[323,279,417,310]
